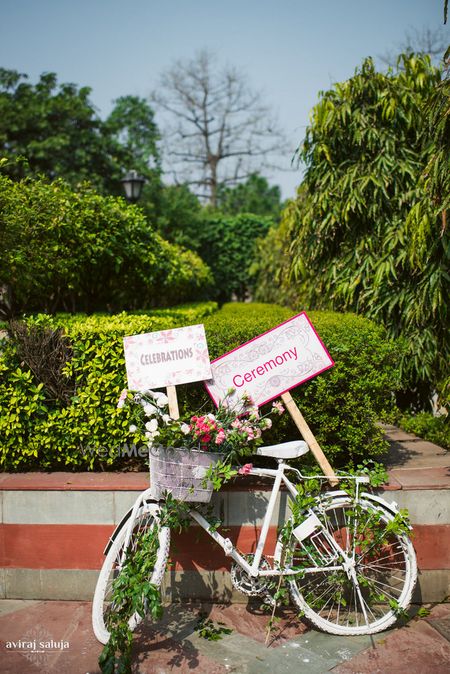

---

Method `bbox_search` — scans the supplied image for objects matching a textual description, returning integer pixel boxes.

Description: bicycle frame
[118,461,370,578]
[189,462,344,579]
[95,457,416,642]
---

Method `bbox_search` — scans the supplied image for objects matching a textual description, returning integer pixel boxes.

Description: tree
[279,54,447,405]
[379,26,448,67]
[106,96,160,174]
[196,213,272,303]
[0,71,161,197]
[0,69,118,191]
[105,94,161,202]
[216,173,283,219]
[152,50,286,207]
[154,183,203,249]
[105,94,163,218]
[251,195,302,306]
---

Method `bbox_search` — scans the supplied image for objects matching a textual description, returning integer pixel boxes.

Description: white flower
[145,419,158,432]
[162,414,172,424]
[262,418,272,429]
[180,423,191,435]
[129,424,137,433]
[207,413,216,421]
[143,403,158,416]
[155,393,169,407]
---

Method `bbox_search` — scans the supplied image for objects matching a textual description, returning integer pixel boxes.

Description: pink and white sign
[205,312,334,408]
[123,324,212,391]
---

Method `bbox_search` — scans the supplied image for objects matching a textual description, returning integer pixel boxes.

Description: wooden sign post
[281,392,337,485]
[166,384,180,420]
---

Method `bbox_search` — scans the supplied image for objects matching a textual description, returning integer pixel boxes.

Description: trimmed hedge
[204,304,402,466]
[0,302,217,471]
[0,302,401,471]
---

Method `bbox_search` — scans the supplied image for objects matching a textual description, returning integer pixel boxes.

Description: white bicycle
[92,440,417,644]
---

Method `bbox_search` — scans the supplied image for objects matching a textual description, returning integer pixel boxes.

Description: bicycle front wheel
[92,503,170,644]
[277,494,417,636]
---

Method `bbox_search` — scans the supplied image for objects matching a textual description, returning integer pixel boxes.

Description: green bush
[0,302,401,471]
[0,174,212,315]
[398,412,449,451]
[200,304,402,467]
[195,213,273,303]
[0,302,217,471]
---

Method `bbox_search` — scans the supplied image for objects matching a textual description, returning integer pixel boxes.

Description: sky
[0,0,447,199]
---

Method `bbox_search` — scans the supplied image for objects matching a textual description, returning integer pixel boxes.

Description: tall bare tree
[379,25,448,67]
[152,50,286,206]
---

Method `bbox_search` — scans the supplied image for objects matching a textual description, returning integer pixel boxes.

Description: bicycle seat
[256,440,309,459]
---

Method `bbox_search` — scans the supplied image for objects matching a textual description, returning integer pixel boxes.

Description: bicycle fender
[103,499,159,555]
[317,490,403,519]
[360,491,403,519]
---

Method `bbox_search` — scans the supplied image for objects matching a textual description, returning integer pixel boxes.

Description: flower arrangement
[118,388,285,467]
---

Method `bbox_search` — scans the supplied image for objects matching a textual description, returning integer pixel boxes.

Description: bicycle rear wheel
[277,494,417,635]
[92,503,170,644]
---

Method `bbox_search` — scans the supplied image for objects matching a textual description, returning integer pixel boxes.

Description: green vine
[98,497,191,674]
[265,466,412,640]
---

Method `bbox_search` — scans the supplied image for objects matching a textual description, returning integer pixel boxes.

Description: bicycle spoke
[283,497,416,635]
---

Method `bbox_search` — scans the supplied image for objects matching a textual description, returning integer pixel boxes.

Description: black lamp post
[121,170,145,202]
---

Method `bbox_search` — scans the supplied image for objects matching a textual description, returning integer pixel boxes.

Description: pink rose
[238,463,253,475]
[215,429,226,445]
[272,401,285,415]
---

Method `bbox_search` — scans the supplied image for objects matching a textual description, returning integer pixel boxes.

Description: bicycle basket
[150,446,221,503]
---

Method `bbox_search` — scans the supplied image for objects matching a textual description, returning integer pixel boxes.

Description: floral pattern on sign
[123,324,212,391]
[205,312,333,408]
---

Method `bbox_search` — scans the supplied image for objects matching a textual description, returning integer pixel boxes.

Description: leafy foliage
[194,613,233,641]
[0,173,212,315]
[217,173,283,219]
[98,513,165,674]
[0,303,217,471]
[282,54,448,404]
[0,302,401,471]
[251,196,301,305]
[208,305,401,466]
[398,411,449,450]
[0,70,161,196]
[196,213,273,302]
[154,183,203,249]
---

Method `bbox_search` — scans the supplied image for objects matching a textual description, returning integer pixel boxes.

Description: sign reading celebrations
[124,324,212,391]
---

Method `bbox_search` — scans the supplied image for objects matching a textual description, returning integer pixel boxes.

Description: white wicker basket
[150,446,221,503]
